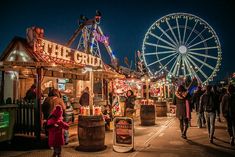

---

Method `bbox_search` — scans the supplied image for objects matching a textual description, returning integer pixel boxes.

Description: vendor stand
[0,26,124,141]
[112,78,143,117]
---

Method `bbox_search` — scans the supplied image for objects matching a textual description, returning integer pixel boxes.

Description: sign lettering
[93,30,109,45]
[34,39,102,67]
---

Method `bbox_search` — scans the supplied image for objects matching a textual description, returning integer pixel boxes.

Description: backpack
[204,94,215,112]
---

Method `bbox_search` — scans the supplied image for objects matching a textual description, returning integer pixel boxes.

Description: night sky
[0,0,234,81]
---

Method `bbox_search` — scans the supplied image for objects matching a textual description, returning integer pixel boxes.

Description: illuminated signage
[0,112,9,129]
[34,38,103,67]
[93,30,109,45]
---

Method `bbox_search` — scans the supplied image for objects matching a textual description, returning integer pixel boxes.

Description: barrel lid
[78,115,105,127]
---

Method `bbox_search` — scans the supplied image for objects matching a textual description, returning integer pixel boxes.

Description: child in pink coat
[47,105,69,157]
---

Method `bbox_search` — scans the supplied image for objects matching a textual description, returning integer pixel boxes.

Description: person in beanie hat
[47,105,69,157]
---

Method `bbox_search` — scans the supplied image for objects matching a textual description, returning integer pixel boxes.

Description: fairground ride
[66,10,118,68]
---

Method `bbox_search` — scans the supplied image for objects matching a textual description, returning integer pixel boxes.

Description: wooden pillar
[101,74,104,100]
[0,71,4,103]
[146,75,149,101]
[89,71,94,115]
[35,68,42,141]
[167,85,170,98]
[164,83,166,99]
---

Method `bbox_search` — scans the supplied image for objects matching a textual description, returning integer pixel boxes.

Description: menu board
[113,117,134,152]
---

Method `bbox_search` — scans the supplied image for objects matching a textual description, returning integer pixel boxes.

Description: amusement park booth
[0,29,123,141]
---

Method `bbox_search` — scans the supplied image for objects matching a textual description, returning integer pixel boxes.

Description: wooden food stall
[0,26,124,144]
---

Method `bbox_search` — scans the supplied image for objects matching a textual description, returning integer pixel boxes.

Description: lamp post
[140,75,155,126]
[141,75,150,104]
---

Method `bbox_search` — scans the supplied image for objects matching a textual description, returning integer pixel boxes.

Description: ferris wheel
[142,13,222,84]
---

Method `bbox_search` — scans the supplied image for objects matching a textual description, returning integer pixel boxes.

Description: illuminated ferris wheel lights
[142,13,221,84]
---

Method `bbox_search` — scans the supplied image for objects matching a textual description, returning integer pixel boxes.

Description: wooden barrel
[155,101,167,117]
[140,105,155,126]
[77,115,106,151]
[167,102,173,112]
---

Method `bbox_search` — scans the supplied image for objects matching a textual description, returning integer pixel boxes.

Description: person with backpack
[221,84,235,146]
[199,85,216,143]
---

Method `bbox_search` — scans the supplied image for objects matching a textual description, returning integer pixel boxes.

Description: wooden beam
[35,68,42,141]
[0,71,4,102]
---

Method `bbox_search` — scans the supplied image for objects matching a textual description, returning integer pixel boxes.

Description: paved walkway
[0,112,235,157]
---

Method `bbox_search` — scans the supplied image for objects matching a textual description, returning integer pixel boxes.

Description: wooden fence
[14,100,36,136]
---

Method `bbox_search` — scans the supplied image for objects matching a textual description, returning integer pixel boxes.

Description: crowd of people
[173,83,235,146]
[39,86,137,156]
[23,81,235,156]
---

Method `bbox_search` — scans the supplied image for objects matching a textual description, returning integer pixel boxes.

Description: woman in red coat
[47,105,69,157]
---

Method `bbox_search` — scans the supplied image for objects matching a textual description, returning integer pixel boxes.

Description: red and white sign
[113,117,134,152]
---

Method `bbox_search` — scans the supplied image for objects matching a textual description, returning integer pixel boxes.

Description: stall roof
[0,36,125,79]
[0,36,84,69]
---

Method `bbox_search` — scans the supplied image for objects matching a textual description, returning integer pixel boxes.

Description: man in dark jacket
[192,86,205,128]
[221,84,235,146]
[199,85,216,143]
[212,85,221,122]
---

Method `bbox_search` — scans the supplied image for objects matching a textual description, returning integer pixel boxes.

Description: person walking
[213,85,221,122]
[199,85,216,143]
[192,86,205,128]
[47,105,69,157]
[219,87,227,104]
[221,84,235,146]
[173,85,191,139]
